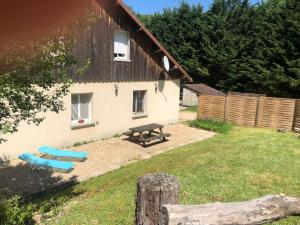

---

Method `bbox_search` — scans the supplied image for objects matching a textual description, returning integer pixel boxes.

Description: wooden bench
[124,123,171,147]
[123,131,133,136]
[139,133,171,143]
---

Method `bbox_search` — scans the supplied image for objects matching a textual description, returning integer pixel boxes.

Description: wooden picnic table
[124,123,171,147]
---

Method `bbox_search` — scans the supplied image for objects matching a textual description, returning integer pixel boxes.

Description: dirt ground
[179,111,197,121]
[0,123,214,200]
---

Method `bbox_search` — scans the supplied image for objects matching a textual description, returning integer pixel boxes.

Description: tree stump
[135,173,180,225]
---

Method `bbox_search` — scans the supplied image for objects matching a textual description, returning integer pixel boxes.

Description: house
[0,0,192,161]
[181,83,225,107]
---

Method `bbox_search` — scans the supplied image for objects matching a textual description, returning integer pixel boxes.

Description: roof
[183,83,226,96]
[228,92,266,97]
[116,0,192,81]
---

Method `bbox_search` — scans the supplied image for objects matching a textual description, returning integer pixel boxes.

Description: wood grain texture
[160,195,300,225]
[257,97,296,131]
[225,94,258,127]
[198,95,227,121]
[294,100,300,132]
[198,94,298,131]
[72,0,183,83]
[135,173,180,225]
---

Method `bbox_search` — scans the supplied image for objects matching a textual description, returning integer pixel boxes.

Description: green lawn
[187,119,233,134]
[183,105,198,112]
[37,127,300,225]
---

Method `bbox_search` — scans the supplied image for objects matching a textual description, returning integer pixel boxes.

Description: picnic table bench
[123,123,171,147]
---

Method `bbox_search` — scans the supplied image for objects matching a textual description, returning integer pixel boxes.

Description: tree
[208,0,300,97]
[140,0,300,98]
[0,13,93,142]
[204,0,257,92]
[140,2,209,81]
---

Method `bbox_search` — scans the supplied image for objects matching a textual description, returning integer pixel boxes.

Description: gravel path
[179,111,197,121]
[0,123,215,200]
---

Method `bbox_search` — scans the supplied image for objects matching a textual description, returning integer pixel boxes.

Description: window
[114,30,130,61]
[133,90,147,116]
[71,93,92,124]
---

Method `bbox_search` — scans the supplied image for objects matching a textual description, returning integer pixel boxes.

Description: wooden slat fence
[198,95,226,121]
[294,100,300,132]
[198,94,300,131]
[225,94,258,127]
[256,97,295,131]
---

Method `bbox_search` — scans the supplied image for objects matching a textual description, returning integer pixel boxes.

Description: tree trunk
[135,173,180,225]
[160,194,300,225]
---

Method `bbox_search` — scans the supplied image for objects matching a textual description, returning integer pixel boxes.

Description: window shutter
[114,31,129,56]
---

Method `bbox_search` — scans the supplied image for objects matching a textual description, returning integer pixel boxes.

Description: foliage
[37,196,66,214]
[0,36,74,143]
[139,0,300,98]
[73,140,93,147]
[0,13,93,143]
[187,119,233,133]
[35,194,75,223]
[0,194,73,224]
[0,196,34,225]
[32,127,300,224]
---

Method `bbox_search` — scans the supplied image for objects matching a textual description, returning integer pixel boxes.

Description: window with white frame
[71,93,92,124]
[133,90,147,116]
[114,30,130,61]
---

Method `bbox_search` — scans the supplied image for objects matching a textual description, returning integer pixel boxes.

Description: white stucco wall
[182,88,198,107]
[0,80,180,161]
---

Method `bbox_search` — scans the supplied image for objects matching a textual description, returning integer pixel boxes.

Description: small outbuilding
[181,83,226,106]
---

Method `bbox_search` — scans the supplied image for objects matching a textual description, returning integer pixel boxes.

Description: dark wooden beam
[154,49,162,54]
[135,27,143,32]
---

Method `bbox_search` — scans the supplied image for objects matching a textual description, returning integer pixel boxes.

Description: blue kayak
[38,146,88,161]
[19,153,74,171]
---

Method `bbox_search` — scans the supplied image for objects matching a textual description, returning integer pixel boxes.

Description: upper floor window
[114,30,130,61]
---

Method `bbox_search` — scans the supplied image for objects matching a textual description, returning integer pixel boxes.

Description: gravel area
[0,123,215,200]
[179,111,197,121]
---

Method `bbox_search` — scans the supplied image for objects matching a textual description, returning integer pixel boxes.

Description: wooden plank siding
[198,94,299,131]
[225,94,258,127]
[255,97,296,131]
[72,0,180,83]
[293,100,300,132]
[198,95,226,121]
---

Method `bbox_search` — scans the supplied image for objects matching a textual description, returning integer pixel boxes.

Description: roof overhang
[183,83,226,96]
[115,0,192,82]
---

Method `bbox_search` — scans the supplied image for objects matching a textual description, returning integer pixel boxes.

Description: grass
[31,126,300,225]
[183,105,198,112]
[73,141,93,147]
[187,119,233,134]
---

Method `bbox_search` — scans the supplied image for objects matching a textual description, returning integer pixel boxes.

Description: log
[135,173,180,225]
[160,194,300,225]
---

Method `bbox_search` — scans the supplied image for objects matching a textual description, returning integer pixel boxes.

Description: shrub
[0,196,34,225]
[188,119,233,134]
[37,195,69,214]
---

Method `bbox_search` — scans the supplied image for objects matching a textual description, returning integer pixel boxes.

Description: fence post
[224,96,228,121]
[254,96,261,127]
[292,100,298,131]
[197,95,201,119]
[135,173,180,225]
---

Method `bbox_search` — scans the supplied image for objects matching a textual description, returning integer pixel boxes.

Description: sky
[124,0,260,14]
